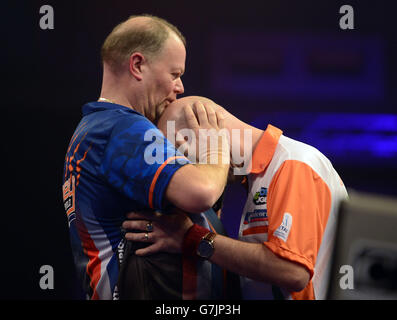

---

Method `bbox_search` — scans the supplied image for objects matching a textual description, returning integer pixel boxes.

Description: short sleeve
[99,115,190,210]
[263,160,332,278]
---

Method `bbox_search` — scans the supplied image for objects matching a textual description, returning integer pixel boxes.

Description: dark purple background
[3,0,396,299]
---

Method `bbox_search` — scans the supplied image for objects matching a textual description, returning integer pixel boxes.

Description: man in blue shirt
[62,14,232,300]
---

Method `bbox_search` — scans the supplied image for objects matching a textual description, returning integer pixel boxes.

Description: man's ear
[129,52,145,80]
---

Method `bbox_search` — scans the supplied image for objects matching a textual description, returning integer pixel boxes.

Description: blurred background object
[328,191,397,299]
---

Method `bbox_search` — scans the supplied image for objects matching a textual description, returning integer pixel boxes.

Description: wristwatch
[197,232,216,259]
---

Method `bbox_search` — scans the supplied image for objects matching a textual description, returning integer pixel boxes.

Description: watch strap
[182,224,210,257]
[203,231,217,243]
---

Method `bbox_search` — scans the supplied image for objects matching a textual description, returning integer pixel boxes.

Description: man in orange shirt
[123,96,349,299]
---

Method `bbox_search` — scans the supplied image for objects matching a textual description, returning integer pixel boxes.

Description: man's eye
[172,73,180,79]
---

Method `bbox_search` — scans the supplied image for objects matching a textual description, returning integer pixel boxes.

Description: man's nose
[175,78,184,95]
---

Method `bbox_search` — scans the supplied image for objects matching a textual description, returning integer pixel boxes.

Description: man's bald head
[157,95,248,136]
[157,96,220,134]
[101,14,186,71]
[158,96,261,177]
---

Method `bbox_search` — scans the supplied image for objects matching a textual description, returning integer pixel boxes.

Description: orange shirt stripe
[242,225,268,236]
[148,156,187,209]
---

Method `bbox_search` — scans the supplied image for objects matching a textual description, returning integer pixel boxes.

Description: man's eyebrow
[174,68,185,76]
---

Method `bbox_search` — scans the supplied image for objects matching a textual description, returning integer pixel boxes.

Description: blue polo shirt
[62,101,189,299]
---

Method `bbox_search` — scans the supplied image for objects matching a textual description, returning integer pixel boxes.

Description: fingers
[122,219,151,232]
[204,103,217,128]
[194,101,209,127]
[123,231,163,256]
[184,100,223,132]
[184,105,199,130]
[216,109,225,129]
[194,101,219,129]
[124,230,154,243]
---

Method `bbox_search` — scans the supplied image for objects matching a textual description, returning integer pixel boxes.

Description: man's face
[144,33,186,123]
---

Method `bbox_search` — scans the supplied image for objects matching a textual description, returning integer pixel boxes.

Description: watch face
[197,240,214,258]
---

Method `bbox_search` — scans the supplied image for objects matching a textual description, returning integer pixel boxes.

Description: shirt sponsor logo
[253,187,267,205]
[242,209,269,236]
[243,209,268,225]
[63,175,76,226]
[274,212,292,242]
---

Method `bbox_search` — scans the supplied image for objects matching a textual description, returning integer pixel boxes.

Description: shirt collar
[250,124,283,174]
[82,101,142,117]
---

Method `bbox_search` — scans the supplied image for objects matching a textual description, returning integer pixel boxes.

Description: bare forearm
[194,163,228,199]
[209,235,309,292]
[165,163,228,213]
[123,212,309,292]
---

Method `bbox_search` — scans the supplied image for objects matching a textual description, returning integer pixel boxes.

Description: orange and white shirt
[238,124,348,300]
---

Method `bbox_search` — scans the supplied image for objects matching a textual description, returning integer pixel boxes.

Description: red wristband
[182,224,210,257]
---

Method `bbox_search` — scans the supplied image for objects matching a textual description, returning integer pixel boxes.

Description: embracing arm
[163,101,230,213]
[123,212,309,293]
[208,234,310,292]
[164,163,228,213]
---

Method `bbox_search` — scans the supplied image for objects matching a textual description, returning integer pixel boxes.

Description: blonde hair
[101,14,186,70]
